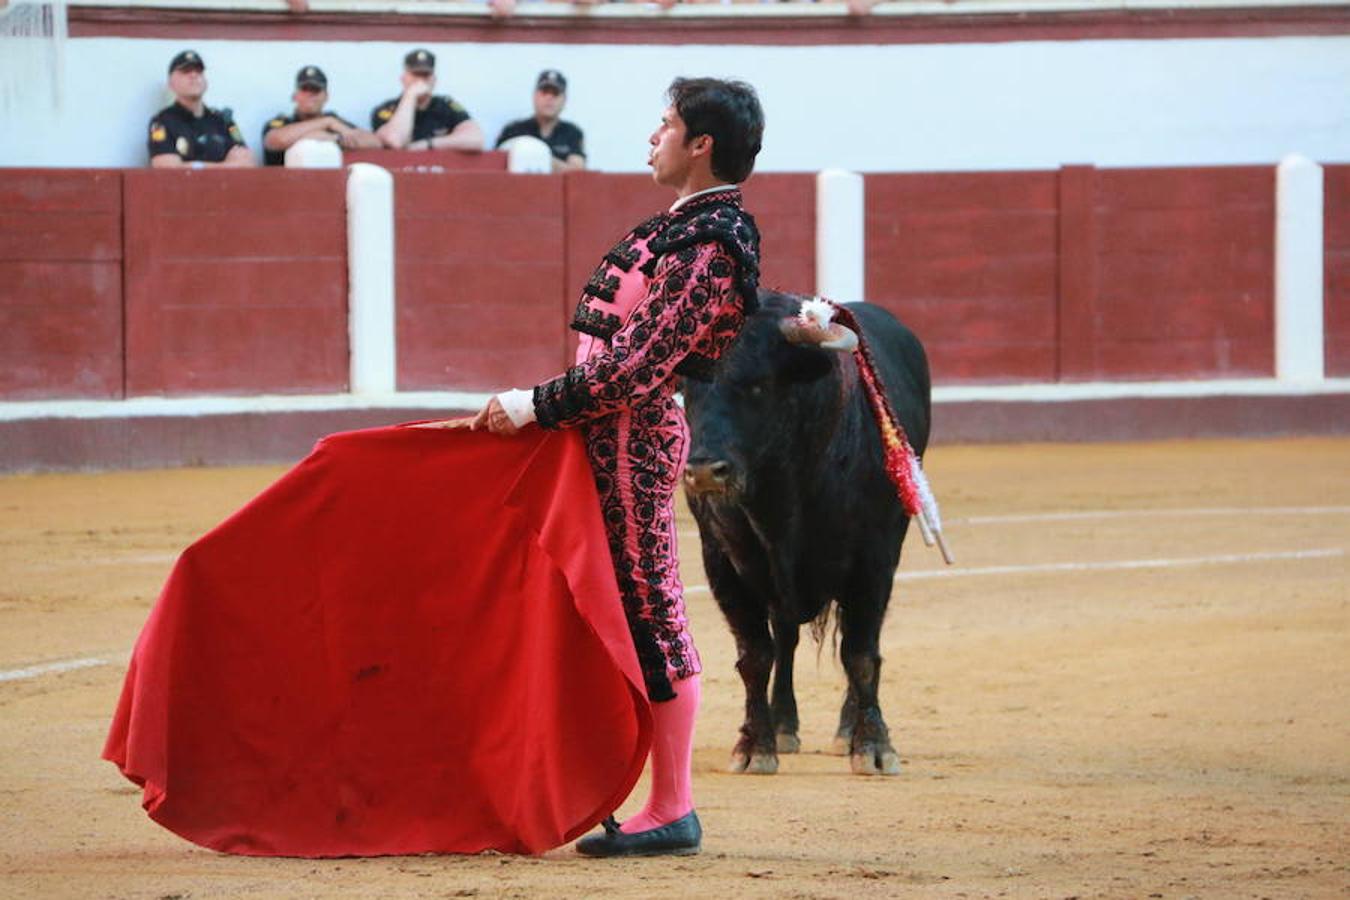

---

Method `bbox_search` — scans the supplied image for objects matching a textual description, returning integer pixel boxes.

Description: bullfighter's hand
[470,396,521,436]
[409,416,475,429]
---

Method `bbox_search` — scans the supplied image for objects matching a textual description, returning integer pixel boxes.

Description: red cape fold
[103,424,651,857]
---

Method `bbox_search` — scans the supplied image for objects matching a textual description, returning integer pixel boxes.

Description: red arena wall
[865,166,1276,384]
[0,169,124,400]
[742,174,816,297]
[1089,166,1274,379]
[122,169,350,396]
[395,171,567,392]
[0,164,1327,402]
[865,171,1061,382]
[1325,164,1350,377]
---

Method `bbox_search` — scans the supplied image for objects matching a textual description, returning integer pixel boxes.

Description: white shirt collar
[669,183,738,213]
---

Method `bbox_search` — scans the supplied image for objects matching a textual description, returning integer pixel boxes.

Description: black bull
[682,290,931,776]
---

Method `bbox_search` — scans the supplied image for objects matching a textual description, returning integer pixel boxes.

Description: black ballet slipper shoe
[575,811,702,858]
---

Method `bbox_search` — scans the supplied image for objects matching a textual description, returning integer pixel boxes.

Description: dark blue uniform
[260,111,359,166]
[495,118,586,163]
[148,102,246,163]
[369,95,470,142]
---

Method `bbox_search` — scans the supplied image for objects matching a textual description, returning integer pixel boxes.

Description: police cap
[536,69,567,93]
[404,48,436,74]
[168,49,205,74]
[296,65,328,90]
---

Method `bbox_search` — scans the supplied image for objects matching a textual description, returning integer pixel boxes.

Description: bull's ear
[779,344,835,383]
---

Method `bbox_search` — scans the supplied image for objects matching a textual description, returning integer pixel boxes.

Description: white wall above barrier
[3,35,1349,172]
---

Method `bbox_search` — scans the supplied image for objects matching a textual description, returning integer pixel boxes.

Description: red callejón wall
[123,169,350,396]
[865,165,1277,383]
[0,164,1340,401]
[394,171,566,392]
[1326,164,1350,377]
[866,171,1060,383]
[1088,166,1274,379]
[0,169,125,400]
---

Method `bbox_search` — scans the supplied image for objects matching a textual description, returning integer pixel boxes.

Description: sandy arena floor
[1,437,1347,899]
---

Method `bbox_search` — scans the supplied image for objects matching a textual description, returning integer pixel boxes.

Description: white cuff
[497,389,536,428]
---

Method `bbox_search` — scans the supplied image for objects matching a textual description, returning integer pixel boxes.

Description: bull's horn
[779,317,859,354]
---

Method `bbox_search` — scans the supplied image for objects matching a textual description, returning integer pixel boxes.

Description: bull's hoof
[849,747,901,776]
[775,732,801,754]
[829,735,851,756]
[729,751,779,774]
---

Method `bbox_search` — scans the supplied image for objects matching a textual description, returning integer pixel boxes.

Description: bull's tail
[809,601,842,662]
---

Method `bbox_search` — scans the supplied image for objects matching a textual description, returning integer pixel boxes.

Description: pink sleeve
[533,242,744,429]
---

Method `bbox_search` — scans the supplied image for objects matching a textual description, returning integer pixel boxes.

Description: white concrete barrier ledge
[285,138,342,169]
[346,163,397,395]
[503,136,553,174]
[1276,153,1325,383]
[816,168,865,304]
[5,380,1350,424]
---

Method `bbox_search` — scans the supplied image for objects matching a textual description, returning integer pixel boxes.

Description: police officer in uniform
[147,50,255,168]
[261,65,382,166]
[494,70,586,173]
[370,49,484,152]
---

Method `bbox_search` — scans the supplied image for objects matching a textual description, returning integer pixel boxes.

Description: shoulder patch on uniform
[450,101,465,113]
[228,124,244,143]
[150,123,166,142]
[377,107,393,121]
[268,118,285,128]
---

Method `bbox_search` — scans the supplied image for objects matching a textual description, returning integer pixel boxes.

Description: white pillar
[1275,154,1325,383]
[816,168,865,303]
[285,138,342,169]
[346,163,397,395]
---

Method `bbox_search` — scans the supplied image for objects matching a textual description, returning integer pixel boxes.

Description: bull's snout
[684,459,734,496]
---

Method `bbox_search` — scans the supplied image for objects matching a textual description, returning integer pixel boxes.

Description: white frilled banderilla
[785,298,954,565]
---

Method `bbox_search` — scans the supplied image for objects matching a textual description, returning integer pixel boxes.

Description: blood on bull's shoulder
[682,288,931,776]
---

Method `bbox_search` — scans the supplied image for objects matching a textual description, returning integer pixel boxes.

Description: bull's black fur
[682,290,930,774]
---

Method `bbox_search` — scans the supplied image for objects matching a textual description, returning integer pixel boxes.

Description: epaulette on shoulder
[646,201,761,315]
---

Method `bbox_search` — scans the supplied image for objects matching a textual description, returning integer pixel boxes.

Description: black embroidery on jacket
[648,189,761,318]
[571,303,621,338]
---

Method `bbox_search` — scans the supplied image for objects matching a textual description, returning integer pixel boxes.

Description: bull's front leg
[770,615,801,753]
[839,599,901,776]
[723,604,778,774]
[704,544,779,774]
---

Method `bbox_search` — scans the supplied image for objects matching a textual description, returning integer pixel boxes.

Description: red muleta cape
[103,424,652,857]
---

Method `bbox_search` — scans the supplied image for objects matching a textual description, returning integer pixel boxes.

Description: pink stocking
[620,673,700,834]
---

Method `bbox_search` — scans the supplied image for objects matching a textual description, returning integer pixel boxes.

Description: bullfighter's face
[648,105,710,189]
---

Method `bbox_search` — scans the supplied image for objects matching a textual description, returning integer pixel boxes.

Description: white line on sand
[677,505,1350,541]
[683,547,1343,593]
[958,505,1350,525]
[893,547,1344,581]
[0,657,108,684]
